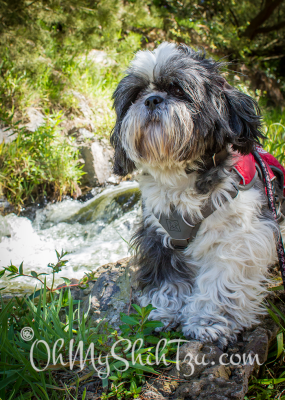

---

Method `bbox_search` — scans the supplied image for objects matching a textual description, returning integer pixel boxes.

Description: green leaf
[30,271,38,278]
[0,270,5,278]
[102,377,108,389]
[144,304,155,313]
[27,289,42,301]
[145,336,160,344]
[276,331,284,359]
[266,307,282,327]
[144,321,164,328]
[108,376,119,381]
[120,315,140,326]
[256,378,285,385]
[61,277,71,286]
[82,388,87,400]
[8,264,18,273]
[132,304,142,315]
[129,363,157,374]
[267,300,285,324]
[19,262,23,275]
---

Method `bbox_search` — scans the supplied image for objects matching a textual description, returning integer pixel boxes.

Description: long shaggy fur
[110,42,284,345]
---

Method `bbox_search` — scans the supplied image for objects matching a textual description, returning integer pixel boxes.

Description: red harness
[233,146,285,196]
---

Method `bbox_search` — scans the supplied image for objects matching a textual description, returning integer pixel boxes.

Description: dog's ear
[111,72,148,176]
[221,79,264,154]
[110,122,136,176]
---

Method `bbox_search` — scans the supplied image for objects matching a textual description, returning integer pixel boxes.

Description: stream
[0,181,141,297]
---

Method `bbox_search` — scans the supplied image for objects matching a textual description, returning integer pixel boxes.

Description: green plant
[0,254,184,400]
[0,110,83,208]
[263,108,285,165]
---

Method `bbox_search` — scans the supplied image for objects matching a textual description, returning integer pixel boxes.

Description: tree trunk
[243,0,284,40]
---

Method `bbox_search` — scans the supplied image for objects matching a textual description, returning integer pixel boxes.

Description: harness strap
[253,149,285,287]
[157,183,239,250]
[185,148,229,174]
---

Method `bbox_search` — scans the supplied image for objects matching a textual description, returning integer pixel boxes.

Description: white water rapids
[0,181,141,297]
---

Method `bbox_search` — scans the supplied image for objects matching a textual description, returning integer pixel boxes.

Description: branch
[243,0,284,39]
[253,19,285,37]
[229,7,240,27]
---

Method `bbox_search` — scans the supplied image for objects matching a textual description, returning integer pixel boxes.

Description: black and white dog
[110,42,285,345]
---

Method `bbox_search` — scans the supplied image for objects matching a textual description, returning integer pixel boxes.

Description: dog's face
[111,42,263,175]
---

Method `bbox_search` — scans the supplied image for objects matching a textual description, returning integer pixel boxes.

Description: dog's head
[111,42,263,175]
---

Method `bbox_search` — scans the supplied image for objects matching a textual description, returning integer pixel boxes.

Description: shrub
[0,110,83,208]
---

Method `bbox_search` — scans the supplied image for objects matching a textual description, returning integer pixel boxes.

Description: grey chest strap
[155,184,239,250]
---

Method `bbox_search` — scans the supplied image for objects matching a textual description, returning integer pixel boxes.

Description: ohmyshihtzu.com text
[22,328,262,378]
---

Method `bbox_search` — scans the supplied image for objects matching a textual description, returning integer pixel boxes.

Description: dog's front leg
[181,261,268,347]
[132,222,194,331]
[140,281,192,331]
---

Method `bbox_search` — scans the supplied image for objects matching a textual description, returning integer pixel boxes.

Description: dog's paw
[148,309,179,332]
[182,321,235,347]
[155,320,180,332]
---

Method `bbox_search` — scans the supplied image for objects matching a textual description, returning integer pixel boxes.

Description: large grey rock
[79,139,114,186]
[67,258,282,400]
[82,258,140,330]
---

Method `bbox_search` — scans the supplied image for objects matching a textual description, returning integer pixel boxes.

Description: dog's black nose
[144,95,164,110]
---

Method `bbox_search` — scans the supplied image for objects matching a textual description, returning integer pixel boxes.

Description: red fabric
[256,146,285,196]
[233,147,285,196]
[233,153,256,186]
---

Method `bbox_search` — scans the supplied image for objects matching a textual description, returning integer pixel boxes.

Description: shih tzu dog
[110,42,285,345]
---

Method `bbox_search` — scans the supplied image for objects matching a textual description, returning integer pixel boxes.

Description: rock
[0,107,44,143]
[25,107,45,132]
[80,49,116,67]
[0,213,11,239]
[0,196,13,216]
[169,341,224,380]
[79,140,114,186]
[107,174,120,185]
[78,128,95,141]
[82,258,140,331]
[0,126,16,144]
[72,91,95,129]
[69,257,282,400]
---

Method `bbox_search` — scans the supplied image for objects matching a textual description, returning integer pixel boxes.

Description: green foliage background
[0,0,285,206]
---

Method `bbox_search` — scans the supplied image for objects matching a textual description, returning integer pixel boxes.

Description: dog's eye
[169,84,184,97]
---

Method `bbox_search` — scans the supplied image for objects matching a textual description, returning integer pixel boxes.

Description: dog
[110,42,285,346]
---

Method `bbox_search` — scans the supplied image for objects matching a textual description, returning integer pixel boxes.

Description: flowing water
[0,181,141,297]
